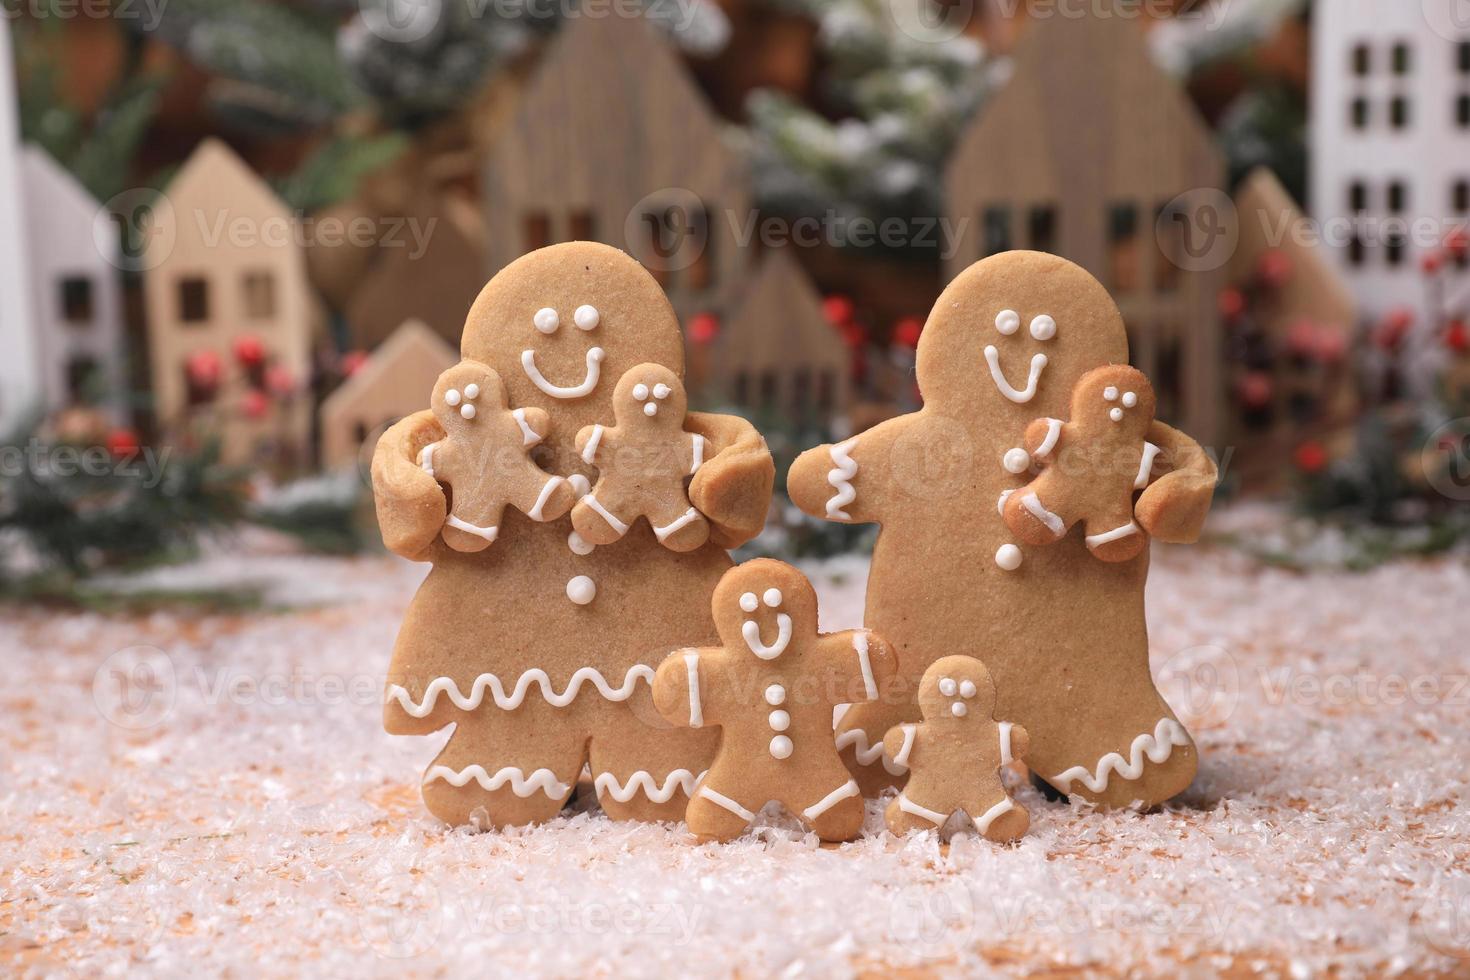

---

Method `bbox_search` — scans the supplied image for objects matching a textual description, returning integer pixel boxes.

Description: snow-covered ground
[3,537,1467,977]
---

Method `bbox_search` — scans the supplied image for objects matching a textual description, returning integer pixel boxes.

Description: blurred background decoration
[2,0,1468,600]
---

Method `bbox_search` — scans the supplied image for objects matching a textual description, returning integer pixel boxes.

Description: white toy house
[21,146,126,421]
[0,19,38,435]
[1310,0,1470,323]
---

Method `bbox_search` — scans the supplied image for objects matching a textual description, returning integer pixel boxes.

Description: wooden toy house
[141,139,313,465]
[318,319,457,471]
[480,14,751,324]
[0,20,38,436]
[942,9,1227,444]
[21,146,126,422]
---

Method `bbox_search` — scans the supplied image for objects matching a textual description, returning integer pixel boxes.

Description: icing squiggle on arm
[512,409,542,446]
[1021,493,1065,537]
[998,721,1015,766]
[581,424,604,464]
[690,434,706,474]
[684,651,703,727]
[854,632,878,701]
[835,727,910,775]
[1034,418,1063,458]
[825,436,859,520]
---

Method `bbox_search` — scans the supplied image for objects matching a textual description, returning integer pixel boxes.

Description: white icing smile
[742,613,793,660]
[983,346,1048,404]
[522,346,605,399]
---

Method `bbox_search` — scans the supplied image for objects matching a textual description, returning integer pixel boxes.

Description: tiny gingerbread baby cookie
[653,558,895,842]
[572,363,710,552]
[1001,365,1158,563]
[419,361,575,551]
[885,656,1030,843]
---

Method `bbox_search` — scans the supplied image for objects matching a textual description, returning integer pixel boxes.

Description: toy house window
[242,271,276,319]
[1385,180,1408,266]
[1107,203,1140,293]
[686,205,714,291]
[569,209,595,242]
[1389,95,1410,130]
[1391,42,1411,75]
[1028,205,1057,253]
[758,371,778,408]
[1155,331,1182,424]
[1387,181,1407,212]
[1348,181,1368,212]
[66,356,98,400]
[1460,41,1470,73]
[1153,200,1182,294]
[1457,94,1470,128]
[817,370,835,412]
[1351,97,1370,129]
[791,367,811,417]
[1351,43,1371,76]
[733,371,750,405]
[1348,234,1367,267]
[523,212,551,252]
[981,206,1011,257]
[60,276,94,325]
[178,277,210,324]
[1454,180,1469,213]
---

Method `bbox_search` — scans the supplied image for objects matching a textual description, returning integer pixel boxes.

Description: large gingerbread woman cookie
[787,250,1217,809]
[653,559,895,842]
[372,242,775,829]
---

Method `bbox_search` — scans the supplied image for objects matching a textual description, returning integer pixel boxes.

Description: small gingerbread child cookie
[418,360,575,552]
[572,363,710,552]
[653,559,895,842]
[884,656,1030,843]
[1001,365,1158,563]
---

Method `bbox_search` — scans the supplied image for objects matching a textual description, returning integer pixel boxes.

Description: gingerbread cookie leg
[795,772,865,842]
[1082,504,1146,563]
[648,496,709,553]
[885,792,952,835]
[967,791,1029,843]
[685,781,761,842]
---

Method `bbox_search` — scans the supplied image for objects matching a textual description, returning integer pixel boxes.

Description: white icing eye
[445,389,462,407]
[1110,408,1124,422]
[995,309,1021,335]
[1122,391,1138,408]
[960,680,976,698]
[643,403,658,417]
[763,588,782,608]
[463,383,479,400]
[653,383,671,399]
[533,308,560,334]
[740,592,759,613]
[939,677,957,697]
[1029,314,1056,341]
[951,703,968,718]
[633,383,649,400]
[460,404,476,420]
[1103,387,1119,401]
[765,684,785,706]
[573,305,600,331]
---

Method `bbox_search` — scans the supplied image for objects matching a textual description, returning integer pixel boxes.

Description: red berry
[1218,288,1246,320]
[1258,249,1292,287]
[1445,227,1469,256]
[1375,309,1414,349]
[1446,320,1470,353]
[233,334,265,367]
[1286,318,1318,357]
[1422,251,1445,275]
[1236,371,1273,408]
[265,366,296,396]
[241,389,270,420]
[892,316,923,349]
[339,350,369,376]
[105,428,140,458]
[1294,441,1329,474]
[186,350,222,387]
[1315,328,1348,363]
[822,295,855,327]
[687,312,720,345]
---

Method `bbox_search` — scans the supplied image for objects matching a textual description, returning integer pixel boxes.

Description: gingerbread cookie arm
[1021,416,1067,461]
[1134,420,1217,544]
[787,415,919,526]
[815,629,896,706]
[372,410,448,562]
[883,722,922,769]
[653,646,730,731]
[685,411,775,550]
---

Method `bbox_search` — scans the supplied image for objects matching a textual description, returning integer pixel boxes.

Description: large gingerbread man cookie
[653,559,895,842]
[884,656,1029,842]
[419,361,574,552]
[1001,365,1157,563]
[787,250,1217,809]
[372,242,775,829]
[572,364,710,553]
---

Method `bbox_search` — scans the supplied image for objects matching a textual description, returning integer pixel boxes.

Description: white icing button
[951,703,968,718]
[995,544,1023,571]
[763,588,782,608]
[1103,386,1119,401]
[568,531,594,556]
[534,308,559,334]
[765,684,785,706]
[566,575,596,605]
[653,384,671,399]
[740,592,759,613]
[460,404,476,420]
[463,383,479,400]
[960,680,977,698]
[995,309,1020,335]
[643,402,658,417]
[1029,314,1056,341]
[1122,391,1138,408]
[445,389,461,406]
[1110,408,1124,422]
[568,474,591,499]
[633,383,649,400]
[573,304,600,330]
[1002,448,1031,474]
[768,710,791,732]
[770,735,793,760]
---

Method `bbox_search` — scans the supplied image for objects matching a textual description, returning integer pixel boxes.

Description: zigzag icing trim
[387,665,656,717]
[825,437,859,520]
[594,769,705,804]
[835,727,909,775]
[424,765,570,798]
[1051,718,1191,794]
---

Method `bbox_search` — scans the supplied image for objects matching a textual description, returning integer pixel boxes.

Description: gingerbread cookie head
[1072,365,1156,443]
[458,242,686,448]
[430,360,509,437]
[613,363,688,429]
[916,251,1128,431]
[918,654,997,726]
[711,558,818,663]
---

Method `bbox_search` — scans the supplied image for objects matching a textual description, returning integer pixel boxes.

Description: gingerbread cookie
[786,250,1217,809]
[652,559,895,842]
[884,656,1029,842]
[372,242,775,829]
[571,364,710,553]
[1001,365,1157,563]
[418,361,575,552]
